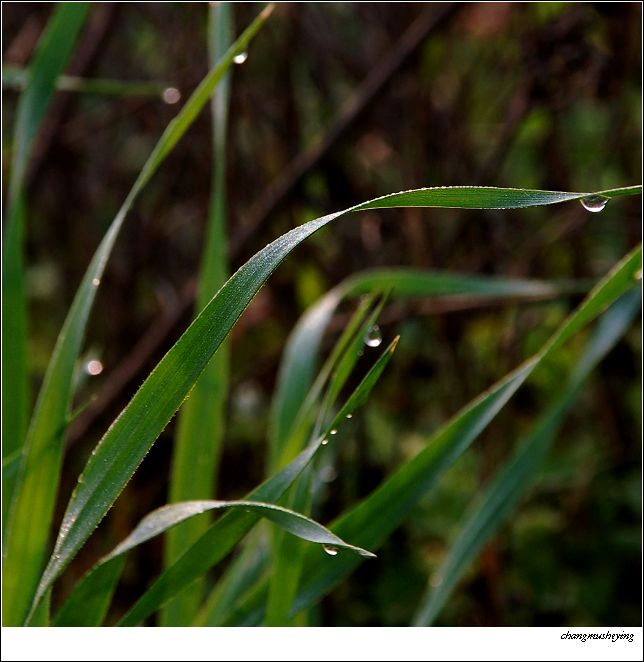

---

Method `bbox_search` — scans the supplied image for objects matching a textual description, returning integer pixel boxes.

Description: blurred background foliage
[2,2,641,625]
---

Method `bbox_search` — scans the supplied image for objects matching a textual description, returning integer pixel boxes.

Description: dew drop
[345,413,353,419]
[233,51,248,65]
[580,195,608,213]
[323,545,338,556]
[330,429,337,435]
[635,269,642,281]
[162,87,181,105]
[85,359,103,376]
[364,324,382,348]
[321,438,329,446]
[92,277,101,287]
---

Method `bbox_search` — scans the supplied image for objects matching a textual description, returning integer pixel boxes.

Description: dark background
[3,2,641,625]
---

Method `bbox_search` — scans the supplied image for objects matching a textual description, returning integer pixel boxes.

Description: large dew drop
[323,545,338,556]
[85,359,104,376]
[580,195,608,213]
[233,52,248,64]
[364,325,383,348]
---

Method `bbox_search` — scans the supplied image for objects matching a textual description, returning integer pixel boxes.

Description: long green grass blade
[268,268,584,475]
[53,498,373,627]
[220,245,641,624]
[3,65,170,98]
[117,338,398,625]
[2,2,89,533]
[31,188,638,624]
[162,0,234,627]
[412,290,641,626]
[2,5,274,627]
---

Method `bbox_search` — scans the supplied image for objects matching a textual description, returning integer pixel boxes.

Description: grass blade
[269,268,584,480]
[162,0,233,626]
[33,189,639,622]
[117,338,398,625]
[53,498,373,627]
[412,290,641,626]
[220,246,641,624]
[2,2,89,531]
[2,5,275,627]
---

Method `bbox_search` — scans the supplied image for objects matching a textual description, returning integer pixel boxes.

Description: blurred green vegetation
[2,2,641,625]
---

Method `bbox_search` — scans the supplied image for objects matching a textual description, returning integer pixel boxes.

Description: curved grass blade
[2,2,89,532]
[266,302,392,625]
[219,246,642,625]
[162,0,233,626]
[412,290,641,626]
[34,190,640,623]
[53,499,373,627]
[2,5,275,627]
[269,268,575,471]
[116,338,398,625]
[3,65,171,98]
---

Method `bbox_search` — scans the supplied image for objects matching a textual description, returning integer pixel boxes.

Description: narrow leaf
[412,290,641,625]
[162,0,234,626]
[37,191,640,621]
[3,4,274,627]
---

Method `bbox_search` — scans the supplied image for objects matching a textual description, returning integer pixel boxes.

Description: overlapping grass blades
[218,244,641,624]
[411,289,641,626]
[115,337,399,625]
[53,498,374,626]
[3,5,275,627]
[33,189,640,624]
[162,1,233,626]
[2,2,89,532]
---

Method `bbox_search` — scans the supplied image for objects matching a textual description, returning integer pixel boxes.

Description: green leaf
[34,188,640,623]
[2,4,275,627]
[220,245,641,625]
[162,0,234,627]
[411,289,641,626]
[269,267,579,474]
[2,2,89,532]
[116,338,398,625]
[53,499,373,627]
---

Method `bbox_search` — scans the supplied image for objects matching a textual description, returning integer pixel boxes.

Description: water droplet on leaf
[323,545,338,556]
[345,413,353,419]
[580,195,608,213]
[233,52,248,64]
[92,278,101,287]
[635,269,642,281]
[364,325,382,347]
[321,438,329,446]
[330,429,337,435]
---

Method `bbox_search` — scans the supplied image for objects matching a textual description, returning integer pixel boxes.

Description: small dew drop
[162,87,181,105]
[580,195,608,213]
[364,324,383,348]
[635,269,642,281]
[78,475,85,484]
[85,359,104,376]
[323,545,338,556]
[92,277,101,287]
[233,51,248,65]
[321,438,329,446]
[345,413,353,419]
[330,429,337,435]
